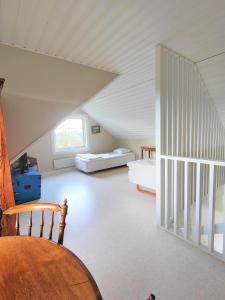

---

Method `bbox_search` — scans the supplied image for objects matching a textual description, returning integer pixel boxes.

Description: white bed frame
[75,152,135,173]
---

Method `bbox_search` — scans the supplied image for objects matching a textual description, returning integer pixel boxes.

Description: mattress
[127,159,156,190]
[75,152,135,173]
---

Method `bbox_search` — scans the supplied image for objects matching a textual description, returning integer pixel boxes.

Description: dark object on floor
[148,294,155,300]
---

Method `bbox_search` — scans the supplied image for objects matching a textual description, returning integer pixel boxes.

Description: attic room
[1,1,225,300]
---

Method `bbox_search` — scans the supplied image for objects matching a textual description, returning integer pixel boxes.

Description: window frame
[52,114,89,154]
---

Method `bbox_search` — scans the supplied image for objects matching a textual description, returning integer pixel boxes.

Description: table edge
[0,236,103,300]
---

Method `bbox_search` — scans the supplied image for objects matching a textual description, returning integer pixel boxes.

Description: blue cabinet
[12,168,42,204]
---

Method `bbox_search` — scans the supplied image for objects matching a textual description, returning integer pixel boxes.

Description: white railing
[155,45,225,261]
[158,154,225,260]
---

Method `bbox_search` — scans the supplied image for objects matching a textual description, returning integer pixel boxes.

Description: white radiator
[53,157,75,169]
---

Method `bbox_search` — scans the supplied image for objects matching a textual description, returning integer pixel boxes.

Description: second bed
[75,151,135,173]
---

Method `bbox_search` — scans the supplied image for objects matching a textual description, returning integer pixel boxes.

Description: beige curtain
[0,79,15,235]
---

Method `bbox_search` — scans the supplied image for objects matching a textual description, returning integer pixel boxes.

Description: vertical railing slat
[166,51,169,155]
[184,161,190,240]
[195,163,201,245]
[156,45,164,227]
[223,200,225,258]
[160,158,165,227]
[165,159,171,230]
[208,164,216,253]
[156,46,225,262]
[173,160,178,234]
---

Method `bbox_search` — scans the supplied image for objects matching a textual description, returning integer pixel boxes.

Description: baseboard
[41,166,76,177]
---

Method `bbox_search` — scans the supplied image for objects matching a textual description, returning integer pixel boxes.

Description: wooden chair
[0,199,68,245]
[141,146,156,159]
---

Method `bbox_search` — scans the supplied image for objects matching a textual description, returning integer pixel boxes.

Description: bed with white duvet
[75,149,135,173]
[127,159,156,192]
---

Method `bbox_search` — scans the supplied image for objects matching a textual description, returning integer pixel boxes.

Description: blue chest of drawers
[11,168,42,204]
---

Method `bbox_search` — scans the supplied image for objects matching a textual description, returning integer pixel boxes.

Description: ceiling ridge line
[196,50,225,63]
[3,91,78,105]
[0,42,119,75]
[87,78,155,102]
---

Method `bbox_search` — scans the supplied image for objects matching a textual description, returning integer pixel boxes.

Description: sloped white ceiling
[197,54,225,128]
[1,0,225,139]
[83,74,155,139]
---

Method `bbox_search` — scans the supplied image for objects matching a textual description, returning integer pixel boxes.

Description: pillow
[113,148,131,154]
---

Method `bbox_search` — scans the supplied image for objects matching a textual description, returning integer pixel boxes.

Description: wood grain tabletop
[0,236,103,300]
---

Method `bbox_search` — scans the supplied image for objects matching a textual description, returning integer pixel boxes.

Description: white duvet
[127,159,156,190]
[76,152,120,161]
[76,153,102,160]
[75,152,136,173]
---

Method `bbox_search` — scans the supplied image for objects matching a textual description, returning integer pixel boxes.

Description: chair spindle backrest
[0,199,68,245]
[40,211,44,238]
[49,211,54,240]
[28,211,32,236]
[58,201,68,245]
[16,214,20,236]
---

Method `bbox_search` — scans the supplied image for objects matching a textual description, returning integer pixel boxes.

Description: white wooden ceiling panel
[1,0,225,139]
[90,70,153,101]
[83,80,155,139]
[10,0,33,46]
[36,0,74,54]
[66,0,132,65]
[167,9,225,62]
[16,0,39,47]
[198,54,225,126]
[52,1,99,60]
[0,0,19,44]
[62,1,119,61]
[25,0,57,50]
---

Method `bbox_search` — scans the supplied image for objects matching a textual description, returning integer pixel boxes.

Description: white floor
[25,167,225,300]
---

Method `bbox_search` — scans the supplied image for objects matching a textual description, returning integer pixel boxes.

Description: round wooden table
[0,236,103,300]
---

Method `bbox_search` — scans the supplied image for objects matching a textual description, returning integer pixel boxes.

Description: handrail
[160,154,225,166]
[159,153,225,258]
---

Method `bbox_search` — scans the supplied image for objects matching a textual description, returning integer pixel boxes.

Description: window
[53,115,88,153]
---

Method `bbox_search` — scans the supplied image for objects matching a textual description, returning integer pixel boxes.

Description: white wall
[116,138,155,159]
[0,44,116,160]
[26,123,155,172]
[26,114,117,172]
[2,94,76,161]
